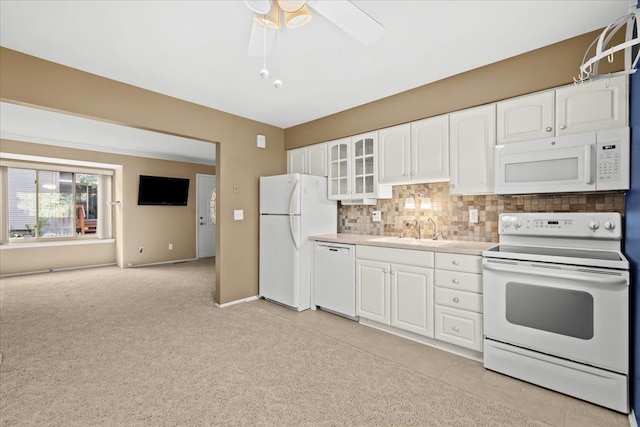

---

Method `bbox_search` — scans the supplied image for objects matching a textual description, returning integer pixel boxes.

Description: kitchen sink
[371,237,451,247]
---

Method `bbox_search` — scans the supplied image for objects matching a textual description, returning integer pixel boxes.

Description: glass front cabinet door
[328,137,351,199]
[351,132,377,198]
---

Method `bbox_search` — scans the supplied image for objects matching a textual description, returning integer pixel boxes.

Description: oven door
[483,258,629,373]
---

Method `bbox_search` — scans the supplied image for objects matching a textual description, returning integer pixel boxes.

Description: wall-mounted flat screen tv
[137,175,189,206]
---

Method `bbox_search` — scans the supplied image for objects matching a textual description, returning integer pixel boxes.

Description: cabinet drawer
[435,269,482,293]
[435,305,483,352]
[357,245,434,268]
[435,252,481,273]
[435,287,482,313]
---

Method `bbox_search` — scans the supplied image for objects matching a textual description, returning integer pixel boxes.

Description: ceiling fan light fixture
[254,1,280,29]
[244,0,272,15]
[285,4,311,29]
[277,0,305,13]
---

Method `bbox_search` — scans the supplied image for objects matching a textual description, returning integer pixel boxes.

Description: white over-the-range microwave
[494,127,630,195]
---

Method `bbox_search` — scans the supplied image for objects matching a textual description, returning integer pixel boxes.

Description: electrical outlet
[168,243,173,251]
[372,211,382,222]
[469,209,479,224]
[234,210,244,220]
[233,184,240,194]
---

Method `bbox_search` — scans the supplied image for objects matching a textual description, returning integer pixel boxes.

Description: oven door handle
[483,262,628,286]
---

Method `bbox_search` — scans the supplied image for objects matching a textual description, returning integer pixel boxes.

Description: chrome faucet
[405,220,422,239]
[427,217,439,240]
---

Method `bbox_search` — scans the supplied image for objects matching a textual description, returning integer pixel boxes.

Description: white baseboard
[215,295,259,308]
[630,409,638,427]
[0,263,116,278]
[127,258,197,268]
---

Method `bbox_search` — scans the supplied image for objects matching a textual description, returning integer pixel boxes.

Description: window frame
[1,158,115,245]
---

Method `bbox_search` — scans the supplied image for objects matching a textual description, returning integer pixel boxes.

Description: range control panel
[499,212,622,239]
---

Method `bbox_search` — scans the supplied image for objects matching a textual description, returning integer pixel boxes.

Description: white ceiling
[0,0,632,130]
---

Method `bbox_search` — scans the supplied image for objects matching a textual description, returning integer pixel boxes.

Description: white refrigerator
[259,173,337,311]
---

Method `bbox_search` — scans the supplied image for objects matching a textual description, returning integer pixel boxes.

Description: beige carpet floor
[0,259,549,426]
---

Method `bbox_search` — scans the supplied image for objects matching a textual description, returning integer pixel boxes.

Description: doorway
[196,174,216,258]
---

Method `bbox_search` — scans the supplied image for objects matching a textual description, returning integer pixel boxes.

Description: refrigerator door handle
[289,179,300,250]
[289,215,300,250]
[288,178,299,216]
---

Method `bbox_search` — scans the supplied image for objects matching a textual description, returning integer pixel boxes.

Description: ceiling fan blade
[307,0,385,46]
[247,20,276,57]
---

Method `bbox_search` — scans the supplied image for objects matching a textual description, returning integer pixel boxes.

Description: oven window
[505,282,594,339]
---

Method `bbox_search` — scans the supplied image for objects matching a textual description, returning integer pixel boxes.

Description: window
[4,165,112,241]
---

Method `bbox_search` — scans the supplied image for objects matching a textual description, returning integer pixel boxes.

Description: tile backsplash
[338,182,626,243]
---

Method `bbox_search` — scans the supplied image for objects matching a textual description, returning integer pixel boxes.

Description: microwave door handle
[585,145,594,185]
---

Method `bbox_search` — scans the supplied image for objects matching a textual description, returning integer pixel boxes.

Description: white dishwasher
[313,242,356,319]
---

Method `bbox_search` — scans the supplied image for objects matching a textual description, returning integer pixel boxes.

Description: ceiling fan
[244,0,385,57]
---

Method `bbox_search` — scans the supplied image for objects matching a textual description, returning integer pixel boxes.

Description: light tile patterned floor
[254,299,630,427]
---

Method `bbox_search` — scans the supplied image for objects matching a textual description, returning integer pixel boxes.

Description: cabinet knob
[545,127,552,132]
[450,184,455,189]
[559,124,566,130]
[390,270,395,275]
[453,297,459,303]
[452,326,460,332]
[383,269,388,274]
[410,172,415,176]
[452,279,459,284]
[452,260,459,265]
[403,173,408,176]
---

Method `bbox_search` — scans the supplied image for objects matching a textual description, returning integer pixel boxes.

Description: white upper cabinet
[287,147,307,174]
[306,142,328,176]
[286,142,328,176]
[378,124,410,184]
[411,115,449,183]
[328,132,391,203]
[327,138,351,199]
[378,116,449,185]
[351,132,379,199]
[497,91,555,144]
[556,75,628,135]
[449,104,496,195]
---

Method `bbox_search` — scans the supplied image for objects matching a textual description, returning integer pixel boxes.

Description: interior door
[196,174,216,258]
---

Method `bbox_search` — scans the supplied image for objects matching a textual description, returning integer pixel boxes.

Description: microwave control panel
[597,143,621,182]
[595,127,629,191]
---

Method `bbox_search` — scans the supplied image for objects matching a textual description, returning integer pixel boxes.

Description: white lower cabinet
[434,305,483,350]
[356,259,390,324]
[434,252,484,352]
[356,246,484,353]
[356,246,434,338]
[391,264,434,337]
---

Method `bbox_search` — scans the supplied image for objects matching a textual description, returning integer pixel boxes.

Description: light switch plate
[234,210,244,220]
[372,211,382,222]
[469,208,479,224]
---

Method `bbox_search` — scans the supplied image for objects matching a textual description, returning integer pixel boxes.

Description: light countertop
[310,233,495,256]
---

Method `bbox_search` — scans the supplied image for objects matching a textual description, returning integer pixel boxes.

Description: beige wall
[284,29,624,149]
[0,28,624,301]
[0,47,286,304]
[0,138,216,274]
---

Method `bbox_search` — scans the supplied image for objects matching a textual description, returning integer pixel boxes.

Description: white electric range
[482,212,629,413]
